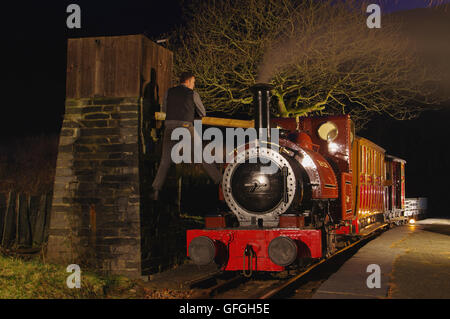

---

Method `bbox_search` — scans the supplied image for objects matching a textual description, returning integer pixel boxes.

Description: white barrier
[405,197,427,217]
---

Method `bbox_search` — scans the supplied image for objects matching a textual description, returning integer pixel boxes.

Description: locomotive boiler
[186,84,407,274]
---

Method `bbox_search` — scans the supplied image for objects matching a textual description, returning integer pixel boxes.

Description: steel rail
[190,273,247,298]
[183,270,223,289]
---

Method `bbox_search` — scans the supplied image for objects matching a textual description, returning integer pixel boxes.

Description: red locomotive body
[187,228,322,273]
[186,84,407,273]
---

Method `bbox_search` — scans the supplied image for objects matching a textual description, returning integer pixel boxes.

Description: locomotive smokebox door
[231,161,284,213]
[223,147,297,227]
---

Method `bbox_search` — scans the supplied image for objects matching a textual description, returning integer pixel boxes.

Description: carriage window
[386,162,391,180]
[361,145,365,173]
[374,151,377,175]
[375,151,379,176]
[375,151,377,175]
[377,153,380,176]
[366,147,369,174]
[366,148,369,174]
[372,149,375,175]
[371,149,374,175]
[379,154,382,176]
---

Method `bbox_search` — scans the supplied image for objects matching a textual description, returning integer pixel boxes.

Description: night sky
[2,0,448,137]
[375,0,450,12]
[2,0,183,138]
[1,1,449,216]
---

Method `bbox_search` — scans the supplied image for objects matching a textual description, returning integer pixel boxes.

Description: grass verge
[0,253,134,299]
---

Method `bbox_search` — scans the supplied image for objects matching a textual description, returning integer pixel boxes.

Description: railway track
[187,223,389,299]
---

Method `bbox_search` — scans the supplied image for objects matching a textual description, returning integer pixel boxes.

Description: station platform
[313,218,450,299]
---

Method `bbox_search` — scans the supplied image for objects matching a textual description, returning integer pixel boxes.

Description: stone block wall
[46,97,142,278]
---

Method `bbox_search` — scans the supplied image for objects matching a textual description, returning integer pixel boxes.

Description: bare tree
[171,0,448,128]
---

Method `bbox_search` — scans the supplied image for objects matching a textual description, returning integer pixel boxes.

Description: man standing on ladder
[150,72,222,201]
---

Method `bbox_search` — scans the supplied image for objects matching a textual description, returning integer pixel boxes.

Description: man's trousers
[151,122,222,191]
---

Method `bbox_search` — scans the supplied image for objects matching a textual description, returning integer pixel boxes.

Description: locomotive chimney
[250,83,273,141]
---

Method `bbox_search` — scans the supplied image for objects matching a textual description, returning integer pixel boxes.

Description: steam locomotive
[186,84,407,274]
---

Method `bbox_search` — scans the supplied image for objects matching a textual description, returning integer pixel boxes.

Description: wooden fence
[0,191,52,250]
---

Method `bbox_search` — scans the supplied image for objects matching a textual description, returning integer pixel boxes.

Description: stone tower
[46,35,173,278]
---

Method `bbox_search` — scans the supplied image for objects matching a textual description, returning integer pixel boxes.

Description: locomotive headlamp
[268,236,298,266]
[188,236,216,265]
[318,121,338,142]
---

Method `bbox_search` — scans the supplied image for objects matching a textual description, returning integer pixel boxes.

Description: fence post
[32,194,46,246]
[17,193,32,247]
[0,193,6,244]
[2,191,16,248]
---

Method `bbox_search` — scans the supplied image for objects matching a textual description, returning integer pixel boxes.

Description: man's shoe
[150,189,159,201]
